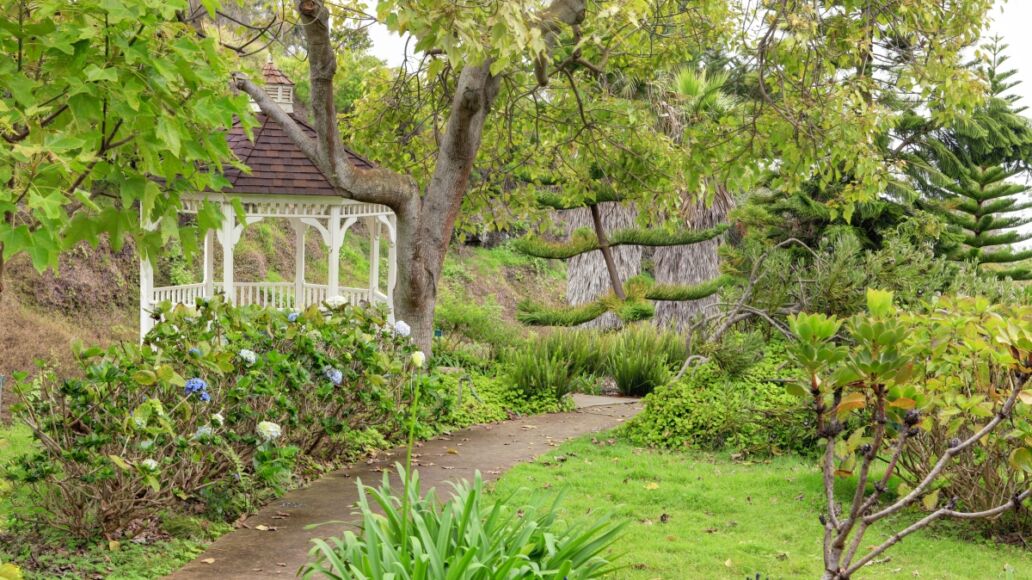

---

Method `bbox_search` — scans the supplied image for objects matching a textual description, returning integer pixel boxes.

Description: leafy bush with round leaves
[8,297,429,538]
[624,341,815,455]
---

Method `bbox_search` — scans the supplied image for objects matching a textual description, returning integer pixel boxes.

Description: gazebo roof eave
[179,191,395,219]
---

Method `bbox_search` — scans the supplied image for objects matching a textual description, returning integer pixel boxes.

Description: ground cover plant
[625,339,814,455]
[491,437,1032,579]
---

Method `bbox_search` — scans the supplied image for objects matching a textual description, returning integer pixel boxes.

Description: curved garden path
[168,395,641,578]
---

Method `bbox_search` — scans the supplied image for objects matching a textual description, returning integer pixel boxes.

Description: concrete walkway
[169,395,640,578]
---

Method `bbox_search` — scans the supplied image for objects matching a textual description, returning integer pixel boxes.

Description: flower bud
[411,351,426,368]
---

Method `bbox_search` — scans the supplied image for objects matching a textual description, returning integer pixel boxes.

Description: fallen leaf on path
[201,558,215,565]
[447,448,459,455]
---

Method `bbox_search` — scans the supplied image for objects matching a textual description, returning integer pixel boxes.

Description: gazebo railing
[152,283,207,306]
[222,282,295,308]
[147,282,385,311]
[302,283,327,306]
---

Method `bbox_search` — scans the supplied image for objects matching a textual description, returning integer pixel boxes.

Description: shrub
[706,329,766,377]
[8,297,426,539]
[302,467,623,579]
[434,290,521,360]
[787,291,1032,576]
[624,341,815,455]
[605,324,686,396]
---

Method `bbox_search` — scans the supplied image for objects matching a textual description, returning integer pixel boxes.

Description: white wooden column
[219,204,236,304]
[327,206,341,300]
[139,213,156,339]
[386,214,398,318]
[291,218,306,308]
[203,229,215,299]
[368,216,380,300]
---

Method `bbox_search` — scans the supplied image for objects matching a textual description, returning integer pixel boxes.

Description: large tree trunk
[653,189,734,331]
[565,202,640,330]
[235,0,586,354]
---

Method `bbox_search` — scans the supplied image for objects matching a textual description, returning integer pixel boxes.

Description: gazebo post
[291,218,306,308]
[139,214,155,338]
[368,217,380,300]
[386,214,397,320]
[219,204,236,304]
[327,206,341,300]
[202,229,215,299]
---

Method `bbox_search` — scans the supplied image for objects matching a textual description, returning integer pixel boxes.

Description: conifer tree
[512,192,731,326]
[916,39,1032,280]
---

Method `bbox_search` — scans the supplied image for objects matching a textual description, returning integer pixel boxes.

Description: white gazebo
[140,60,396,336]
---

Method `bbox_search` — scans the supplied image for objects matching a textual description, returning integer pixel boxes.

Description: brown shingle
[261,60,294,86]
[216,113,375,197]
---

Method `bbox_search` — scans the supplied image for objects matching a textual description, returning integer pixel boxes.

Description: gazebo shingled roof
[261,59,295,86]
[220,114,374,196]
[140,60,397,338]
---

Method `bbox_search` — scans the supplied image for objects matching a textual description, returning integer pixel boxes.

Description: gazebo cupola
[258,57,294,113]
[140,60,397,336]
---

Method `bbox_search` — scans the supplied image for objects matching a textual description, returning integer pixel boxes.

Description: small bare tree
[788,290,1032,580]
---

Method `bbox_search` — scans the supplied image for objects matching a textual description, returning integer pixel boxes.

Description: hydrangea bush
[8,297,433,538]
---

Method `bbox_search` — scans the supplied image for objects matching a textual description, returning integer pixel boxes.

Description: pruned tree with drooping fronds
[910,38,1032,280]
[513,191,731,327]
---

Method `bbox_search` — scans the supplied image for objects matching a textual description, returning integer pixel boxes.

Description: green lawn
[490,436,1032,579]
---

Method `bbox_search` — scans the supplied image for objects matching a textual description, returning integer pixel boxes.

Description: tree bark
[589,203,625,300]
[234,0,586,353]
[565,202,641,330]
[653,187,733,331]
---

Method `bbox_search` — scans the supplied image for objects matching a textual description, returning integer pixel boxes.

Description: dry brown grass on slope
[0,243,137,417]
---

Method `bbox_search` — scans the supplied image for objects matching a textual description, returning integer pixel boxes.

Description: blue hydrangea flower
[323,366,343,386]
[184,378,207,395]
[188,348,202,357]
[199,391,211,403]
[287,312,300,323]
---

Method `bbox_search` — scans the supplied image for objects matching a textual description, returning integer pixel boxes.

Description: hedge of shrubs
[8,297,434,539]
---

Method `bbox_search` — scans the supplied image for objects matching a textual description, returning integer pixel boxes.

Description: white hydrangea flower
[193,425,213,440]
[257,421,282,442]
[139,439,155,450]
[238,349,257,365]
[211,412,225,427]
[411,351,426,368]
[324,295,347,308]
[141,459,159,472]
[394,320,411,337]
